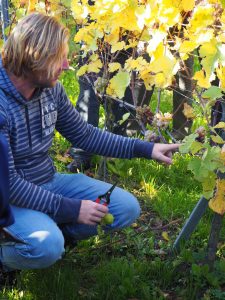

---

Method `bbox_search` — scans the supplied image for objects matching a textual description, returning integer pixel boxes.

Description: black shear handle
[96,182,118,205]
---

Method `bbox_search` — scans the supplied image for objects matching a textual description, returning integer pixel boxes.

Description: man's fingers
[165,143,180,152]
[92,216,103,223]
[93,210,107,219]
[96,203,108,213]
[159,154,172,165]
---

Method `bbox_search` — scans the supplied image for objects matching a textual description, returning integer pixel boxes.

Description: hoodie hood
[0,58,28,105]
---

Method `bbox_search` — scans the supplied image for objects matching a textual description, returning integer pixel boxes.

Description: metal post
[0,0,10,41]
[173,196,208,252]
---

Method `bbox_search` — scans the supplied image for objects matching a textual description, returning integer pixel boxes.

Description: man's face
[30,46,69,89]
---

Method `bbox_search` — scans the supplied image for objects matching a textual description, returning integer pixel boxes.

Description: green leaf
[108,71,130,99]
[190,141,204,155]
[179,133,198,153]
[119,113,130,125]
[220,0,225,9]
[202,86,223,100]
[202,173,217,199]
[211,134,225,144]
[188,157,202,175]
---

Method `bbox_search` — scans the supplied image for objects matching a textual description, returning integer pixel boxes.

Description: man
[0,13,179,271]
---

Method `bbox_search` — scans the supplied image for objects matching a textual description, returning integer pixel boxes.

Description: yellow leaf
[131,223,138,228]
[182,103,195,119]
[162,231,170,242]
[105,29,120,45]
[87,59,102,73]
[55,154,72,164]
[199,40,218,77]
[209,179,225,215]
[108,62,121,73]
[111,41,125,53]
[125,57,148,72]
[213,122,225,129]
[193,70,211,89]
[28,0,37,12]
[189,5,215,34]
[216,66,225,89]
[179,41,197,54]
[220,149,225,164]
[211,134,225,144]
[77,65,88,77]
[181,0,195,12]
[154,73,167,88]
[71,0,89,22]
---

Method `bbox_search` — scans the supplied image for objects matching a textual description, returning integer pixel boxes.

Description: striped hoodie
[0,60,153,224]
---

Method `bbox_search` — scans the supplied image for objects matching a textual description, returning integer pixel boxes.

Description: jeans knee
[16,229,65,269]
[113,192,141,229]
[126,193,141,222]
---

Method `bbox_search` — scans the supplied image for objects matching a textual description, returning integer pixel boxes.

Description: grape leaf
[220,0,225,9]
[202,173,217,199]
[182,103,195,119]
[202,86,223,100]
[190,141,204,155]
[211,134,225,144]
[179,133,198,153]
[181,0,195,12]
[209,179,225,215]
[213,122,225,129]
[119,113,130,125]
[193,70,211,88]
[107,71,130,99]
[108,62,121,73]
[111,41,125,53]
[187,157,202,176]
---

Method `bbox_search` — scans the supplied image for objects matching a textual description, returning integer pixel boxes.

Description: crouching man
[0,13,179,271]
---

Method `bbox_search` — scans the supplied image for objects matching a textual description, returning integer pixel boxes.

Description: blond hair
[2,13,69,78]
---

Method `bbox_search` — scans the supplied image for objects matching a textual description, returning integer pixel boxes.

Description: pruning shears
[95,182,117,206]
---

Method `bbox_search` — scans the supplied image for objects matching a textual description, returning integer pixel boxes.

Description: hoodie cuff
[133,139,154,159]
[54,197,82,224]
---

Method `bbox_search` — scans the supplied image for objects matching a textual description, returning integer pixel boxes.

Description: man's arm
[55,84,179,163]
[55,84,153,159]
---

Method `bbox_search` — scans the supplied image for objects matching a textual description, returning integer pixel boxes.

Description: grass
[1,73,225,300]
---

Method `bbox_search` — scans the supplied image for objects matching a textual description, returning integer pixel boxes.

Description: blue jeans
[0,173,140,270]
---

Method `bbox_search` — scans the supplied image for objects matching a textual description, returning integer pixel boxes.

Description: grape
[94,77,107,94]
[101,213,114,225]
[136,105,154,125]
[144,130,161,142]
[152,112,172,129]
[195,126,206,143]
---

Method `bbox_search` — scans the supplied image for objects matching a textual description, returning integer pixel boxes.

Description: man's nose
[62,58,69,70]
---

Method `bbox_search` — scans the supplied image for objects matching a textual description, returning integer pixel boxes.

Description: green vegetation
[1,73,224,300]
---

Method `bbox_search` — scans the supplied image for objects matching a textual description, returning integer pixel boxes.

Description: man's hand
[77,200,109,225]
[151,143,180,165]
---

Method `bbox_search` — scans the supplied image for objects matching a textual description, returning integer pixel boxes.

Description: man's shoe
[68,148,91,172]
[67,158,91,173]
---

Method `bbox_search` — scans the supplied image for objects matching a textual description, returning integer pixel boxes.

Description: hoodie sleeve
[0,109,81,224]
[55,84,154,159]
[0,114,14,228]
